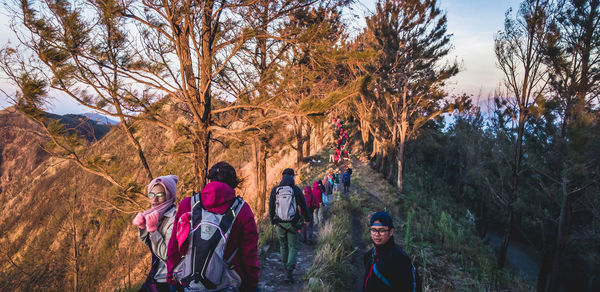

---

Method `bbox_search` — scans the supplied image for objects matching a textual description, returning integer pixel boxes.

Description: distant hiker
[342,168,352,194]
[317,180,328,206]
[363,212,419,292]
[311,181,323,225]
[334,148,341,166]
[269,168,311,283]
[343,148,349,159]
[166,162,259,292]
[133,175,180,292]
[323,175,333,198]
[329,148,335,163]
[340,132,347,147]
[301,186,316,245]
[333,172,340,192]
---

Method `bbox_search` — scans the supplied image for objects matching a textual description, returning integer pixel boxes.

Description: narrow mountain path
[258,236,314,291]
[258,122,355,291]
[258,233,318,292]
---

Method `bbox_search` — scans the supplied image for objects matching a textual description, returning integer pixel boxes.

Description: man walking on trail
[269,168,311,283]
[342,168,352,194]
[363,212,418,292]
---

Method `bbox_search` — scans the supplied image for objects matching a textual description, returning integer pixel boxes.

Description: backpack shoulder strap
[371,248,392,288]
[230,196,245,215]
[190,193,201,208]
[410,261,417,292]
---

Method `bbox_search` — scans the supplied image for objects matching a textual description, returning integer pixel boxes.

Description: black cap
[282,168,295,176]
[370,211,394,228]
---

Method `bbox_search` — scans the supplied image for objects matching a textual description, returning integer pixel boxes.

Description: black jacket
[363,237,415,292]
[269,174,311,225]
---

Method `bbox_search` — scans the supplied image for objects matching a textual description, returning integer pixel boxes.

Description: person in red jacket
[301,186,315,245]
[310,181,323,226]
[166,162,259,292]
[334,148,341,166]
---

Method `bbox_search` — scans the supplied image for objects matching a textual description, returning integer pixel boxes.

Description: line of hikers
[329,117,350,167]
[133,162,418,291]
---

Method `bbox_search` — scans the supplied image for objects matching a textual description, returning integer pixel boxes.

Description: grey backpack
[172,194,244,291]
[275,186,297,221]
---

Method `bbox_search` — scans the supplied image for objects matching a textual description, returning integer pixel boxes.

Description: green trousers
[276,222,299,271]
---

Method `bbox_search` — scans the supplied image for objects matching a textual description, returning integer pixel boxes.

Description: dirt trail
[258,123,360,291]
[258,233,318,292]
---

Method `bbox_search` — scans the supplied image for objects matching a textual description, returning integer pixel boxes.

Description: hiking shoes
[285,269,295,283]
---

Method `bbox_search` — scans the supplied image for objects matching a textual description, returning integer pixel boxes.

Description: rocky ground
[258,225,320,291]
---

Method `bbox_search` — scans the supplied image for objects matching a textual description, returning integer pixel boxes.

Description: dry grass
[304,197,356,292]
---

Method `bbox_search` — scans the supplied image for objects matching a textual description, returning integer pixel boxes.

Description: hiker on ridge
[269,168,311,283]
[363,211,418,292]
[133,175,180,292]
[166,162,259,292]
[301,186,317,245]
[342,168,352,194]
[310,181,323,226]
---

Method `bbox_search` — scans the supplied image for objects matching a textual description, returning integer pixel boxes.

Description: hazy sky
[0,0,519,114]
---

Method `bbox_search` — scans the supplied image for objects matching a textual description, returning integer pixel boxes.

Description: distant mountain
[82,112,120,125]
[46,112,113,141]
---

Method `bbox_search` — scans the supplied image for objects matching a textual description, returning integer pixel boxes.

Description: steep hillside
[0,108,50,195]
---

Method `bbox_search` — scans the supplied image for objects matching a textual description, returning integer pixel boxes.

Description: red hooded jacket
[311,182,322,208]
[166,181,259,291]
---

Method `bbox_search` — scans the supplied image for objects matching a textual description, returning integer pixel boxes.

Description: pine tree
[352,0,459,191]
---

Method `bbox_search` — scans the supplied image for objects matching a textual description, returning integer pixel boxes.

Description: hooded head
[201,162,239,214]
[144,175,178,217]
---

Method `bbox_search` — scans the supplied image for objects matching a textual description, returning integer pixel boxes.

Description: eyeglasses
[148,192,166,199]
[369,228,390,235]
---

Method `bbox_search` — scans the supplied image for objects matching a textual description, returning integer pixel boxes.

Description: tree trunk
[537,219,552,292]
[305,124,311,156]
[498,110,526,268]
[386,151,395,183]
[497,207,514,268]
[252,138,268,216]
[360,119,370,145]
[396,130,406,193]
[189,0,215,192]
[314,122,321,152]
[548,179,576,292]
[70,192,79,292]
[193,127,210,192]
[295,118,304,168]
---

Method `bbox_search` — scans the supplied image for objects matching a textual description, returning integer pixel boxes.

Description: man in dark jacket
[269,168,311,283]
[342,168,352,194]
[363,211,417,292]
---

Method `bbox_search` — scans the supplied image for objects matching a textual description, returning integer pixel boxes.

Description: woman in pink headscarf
[132,175,180,292]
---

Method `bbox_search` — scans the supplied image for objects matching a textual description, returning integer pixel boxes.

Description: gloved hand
[177,212,192,253]
[133,212,146,229]
[145,210,159,233]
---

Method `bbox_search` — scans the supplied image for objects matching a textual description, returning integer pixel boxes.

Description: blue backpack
[342,172,350,184]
